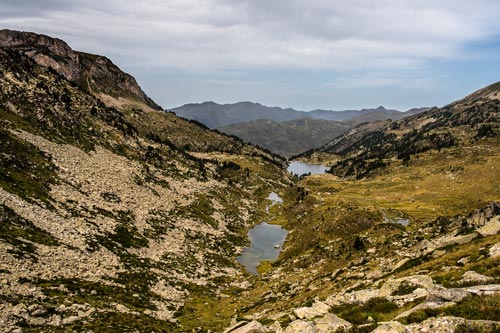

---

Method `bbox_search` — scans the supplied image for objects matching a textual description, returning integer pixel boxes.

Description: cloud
[2,0,500,72]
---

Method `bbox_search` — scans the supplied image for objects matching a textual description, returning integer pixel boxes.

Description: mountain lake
[287,161,329,176]
[237,192,288,274]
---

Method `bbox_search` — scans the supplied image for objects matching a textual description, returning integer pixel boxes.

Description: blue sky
[2,0,500,111]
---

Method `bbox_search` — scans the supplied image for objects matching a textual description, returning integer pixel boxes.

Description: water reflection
[287,161,328,177]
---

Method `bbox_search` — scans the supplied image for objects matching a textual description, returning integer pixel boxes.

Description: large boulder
[371,321,407,333]
[379,275,433,298]
[284,320,316,333]
[425,285,468,308]
[406,316,500,333]
[293,301,330,319]
[314,313,352,332]
[224,320,266,333]
[477,216,500,236]
[325,289,379,306]
[459,271,493,284]
[490,242,500,258]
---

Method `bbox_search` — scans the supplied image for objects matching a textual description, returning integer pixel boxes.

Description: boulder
[425,285,468,308]
[489,242,500,258]
[406,316,463,333]
[414,317,500,333]
[433,233,477,249]
[284,320,316,333]
[388,288,428,307]
[293,301,330,319]
[325,289,379,306]
[371,321,408,333]
[314,313,352,332]
[460,271,493,284]
[464,284,500,296]
[477,216,500,236]
[379,275,433,298]
[224,320,266,333]
[293,307,323,320]
[269,321,285,333]
[456,257,469,266]
[391,258,410,272]
[416,240,435,254]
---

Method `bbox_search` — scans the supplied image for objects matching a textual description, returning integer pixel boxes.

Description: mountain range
[172,101,430,156]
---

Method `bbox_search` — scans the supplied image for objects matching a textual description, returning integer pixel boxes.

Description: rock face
[0,29,161,110]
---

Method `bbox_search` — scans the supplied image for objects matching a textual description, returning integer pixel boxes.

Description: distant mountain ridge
[171,101,430,128]
[174,101,430,156]
[220,117,350,156]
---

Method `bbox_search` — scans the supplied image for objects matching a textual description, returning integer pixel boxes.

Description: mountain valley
[172,102,430,157]
[0,29,499,333]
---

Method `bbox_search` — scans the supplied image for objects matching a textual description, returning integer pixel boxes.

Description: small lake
[237,222,288,275]
[237,192,287,274]
[267,192,283,203]
[287,161,328,177]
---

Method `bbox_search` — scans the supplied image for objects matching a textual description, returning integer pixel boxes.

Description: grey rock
[425,285,468,308]
[326,289,379,306]
[62,315,80,325]
[371,321,408,333]
[293,301,330,319]
[314,313,352,332]
[460,271,493,283]
[284,320,316,333]
[477,216,500,236]
[465,284,500,295]
[379,275,433,298]
[490,242,500,258]
[224,320,266,333]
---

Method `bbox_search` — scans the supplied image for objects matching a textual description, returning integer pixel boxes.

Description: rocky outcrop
[314,313,352,332]
[0,29,161,110]
[466,202,500,228]
[293,301,330,319]
[224,320,266,333]
[490,242,500,258]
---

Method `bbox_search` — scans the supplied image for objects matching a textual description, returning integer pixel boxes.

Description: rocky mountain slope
[219,118,350,157]
[0,30,289,332]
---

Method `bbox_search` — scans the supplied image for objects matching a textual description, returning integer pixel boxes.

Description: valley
[0,29,499,333]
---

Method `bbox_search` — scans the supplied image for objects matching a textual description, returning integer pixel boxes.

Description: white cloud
[2,0,500,72]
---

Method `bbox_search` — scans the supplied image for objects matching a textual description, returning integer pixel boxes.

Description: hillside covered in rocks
[0,30,289,332]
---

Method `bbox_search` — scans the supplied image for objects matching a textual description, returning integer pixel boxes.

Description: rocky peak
[0,29,79,80]
[0,29,161,110]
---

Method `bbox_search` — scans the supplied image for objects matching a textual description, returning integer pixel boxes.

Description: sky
[2,0,500,111]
